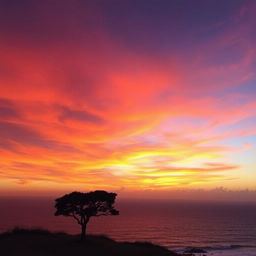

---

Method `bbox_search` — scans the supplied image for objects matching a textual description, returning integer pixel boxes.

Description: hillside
[0,228,179,256]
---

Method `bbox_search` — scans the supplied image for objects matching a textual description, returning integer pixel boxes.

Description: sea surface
[0,197,256,255]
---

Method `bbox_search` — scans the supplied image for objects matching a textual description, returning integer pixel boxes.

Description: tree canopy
[55,190,119,240]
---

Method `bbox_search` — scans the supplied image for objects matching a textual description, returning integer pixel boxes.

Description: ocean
[0,197,256,255]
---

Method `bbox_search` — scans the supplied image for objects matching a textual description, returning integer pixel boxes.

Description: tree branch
[95,213,109,217]
[72,213,81,224]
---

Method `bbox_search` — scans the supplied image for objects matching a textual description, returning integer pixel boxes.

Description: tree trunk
[81,223,86,241]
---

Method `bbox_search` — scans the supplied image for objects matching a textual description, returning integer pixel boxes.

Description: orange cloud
[0,0,256,196]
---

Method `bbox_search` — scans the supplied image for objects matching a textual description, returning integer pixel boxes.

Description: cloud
[0,98,21,121]
[0,121,80,153]
[58,106,105,124]
[0,0,255,195]
[0,107,20,120]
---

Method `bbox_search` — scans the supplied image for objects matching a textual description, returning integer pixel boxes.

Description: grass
[0,228,179,256]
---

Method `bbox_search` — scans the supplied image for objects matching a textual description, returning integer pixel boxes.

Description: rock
[184,247,207,254]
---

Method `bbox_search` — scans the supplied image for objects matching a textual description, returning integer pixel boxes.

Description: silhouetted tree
[54,190,119,240]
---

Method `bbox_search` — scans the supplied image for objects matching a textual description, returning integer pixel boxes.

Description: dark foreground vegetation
[55,190,119,240]
[0,228,179,256]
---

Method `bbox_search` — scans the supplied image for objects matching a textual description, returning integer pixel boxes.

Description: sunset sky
[0,0,256,198]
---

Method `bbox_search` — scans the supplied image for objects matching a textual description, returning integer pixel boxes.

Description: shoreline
[1,228,256,256]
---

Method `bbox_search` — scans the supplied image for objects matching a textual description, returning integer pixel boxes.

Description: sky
[0,0,256,199]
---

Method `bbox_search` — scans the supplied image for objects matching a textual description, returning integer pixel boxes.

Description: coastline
[1,228,256,256]
[172,245,256,256]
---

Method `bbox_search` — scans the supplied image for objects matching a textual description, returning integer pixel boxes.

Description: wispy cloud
[0,0,255,195]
